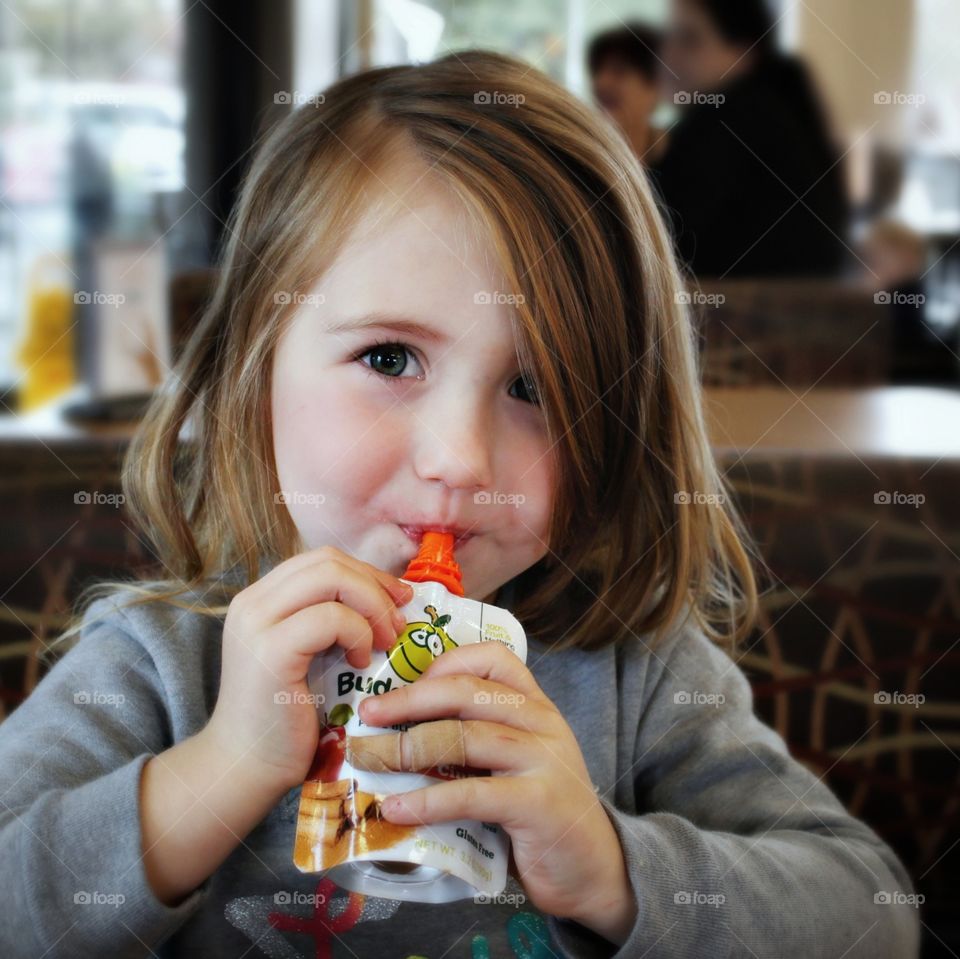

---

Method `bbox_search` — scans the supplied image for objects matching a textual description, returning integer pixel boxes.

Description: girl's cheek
[307,386,408,477]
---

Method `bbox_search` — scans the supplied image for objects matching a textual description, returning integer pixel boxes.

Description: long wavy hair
[55,49,758,656]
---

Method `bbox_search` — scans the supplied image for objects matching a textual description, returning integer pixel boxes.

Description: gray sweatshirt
[0,580,920,958]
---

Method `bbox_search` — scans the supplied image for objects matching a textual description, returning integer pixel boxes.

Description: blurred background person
[587,23,668,166]
[651,0,850,278]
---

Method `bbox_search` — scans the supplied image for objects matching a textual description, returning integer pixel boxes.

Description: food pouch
[292,530,527,902]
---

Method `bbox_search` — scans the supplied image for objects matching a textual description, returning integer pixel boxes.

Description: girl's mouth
[398,524,475,549]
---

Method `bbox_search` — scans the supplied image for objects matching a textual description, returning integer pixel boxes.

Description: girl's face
[270,167,557,602]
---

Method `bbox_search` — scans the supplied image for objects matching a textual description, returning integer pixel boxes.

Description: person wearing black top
[650,0,850,278]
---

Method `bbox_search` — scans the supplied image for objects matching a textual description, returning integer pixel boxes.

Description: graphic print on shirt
[224,875,563,958]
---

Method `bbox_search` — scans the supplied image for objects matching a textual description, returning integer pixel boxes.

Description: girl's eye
[509,374,541,406]
[356,341,423,379]
[357,340,540,407]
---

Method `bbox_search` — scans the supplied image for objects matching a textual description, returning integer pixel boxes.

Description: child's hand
[353,642,637,941]
[204,546,414,791]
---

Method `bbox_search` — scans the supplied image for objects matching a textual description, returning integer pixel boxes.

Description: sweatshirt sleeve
[546,621,921,958]
[0,598,212,958]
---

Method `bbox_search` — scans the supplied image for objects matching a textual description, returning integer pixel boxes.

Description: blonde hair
[54,50,758,658]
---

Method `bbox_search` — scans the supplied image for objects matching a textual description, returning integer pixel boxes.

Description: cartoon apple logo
[387,605,458,683]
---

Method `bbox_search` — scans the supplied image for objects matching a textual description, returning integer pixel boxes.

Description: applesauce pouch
[292,531,527,903]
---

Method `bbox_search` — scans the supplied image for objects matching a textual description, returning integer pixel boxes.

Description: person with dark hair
[587,23,669,165]
[651,0,850,277]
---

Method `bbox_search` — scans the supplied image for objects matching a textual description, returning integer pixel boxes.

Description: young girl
[0,52,918,958]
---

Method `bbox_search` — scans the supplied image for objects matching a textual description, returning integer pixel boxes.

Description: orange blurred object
[16,256,76,411]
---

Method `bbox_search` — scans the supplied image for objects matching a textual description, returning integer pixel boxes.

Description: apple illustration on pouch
[306,703,354,782]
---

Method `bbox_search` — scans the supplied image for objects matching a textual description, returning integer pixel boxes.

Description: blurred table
[0,391,149,704]
[0,390,141,448]
[704,386,960,460]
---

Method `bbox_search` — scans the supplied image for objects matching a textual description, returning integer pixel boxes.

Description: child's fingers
[257,561,403,651]
[272,602,381,671]
[418,640,547,702]
[380,772,533,830]
[346,718,540,774]
[358,676,556,733]
[251,545,413,607]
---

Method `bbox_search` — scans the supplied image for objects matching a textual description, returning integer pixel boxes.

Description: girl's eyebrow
[324,312,449,344]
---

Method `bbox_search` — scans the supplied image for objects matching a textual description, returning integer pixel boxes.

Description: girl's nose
[411,396,494,491]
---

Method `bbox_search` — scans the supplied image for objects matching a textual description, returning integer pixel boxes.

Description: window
[0,0,185,397]
[366,0,668,96]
